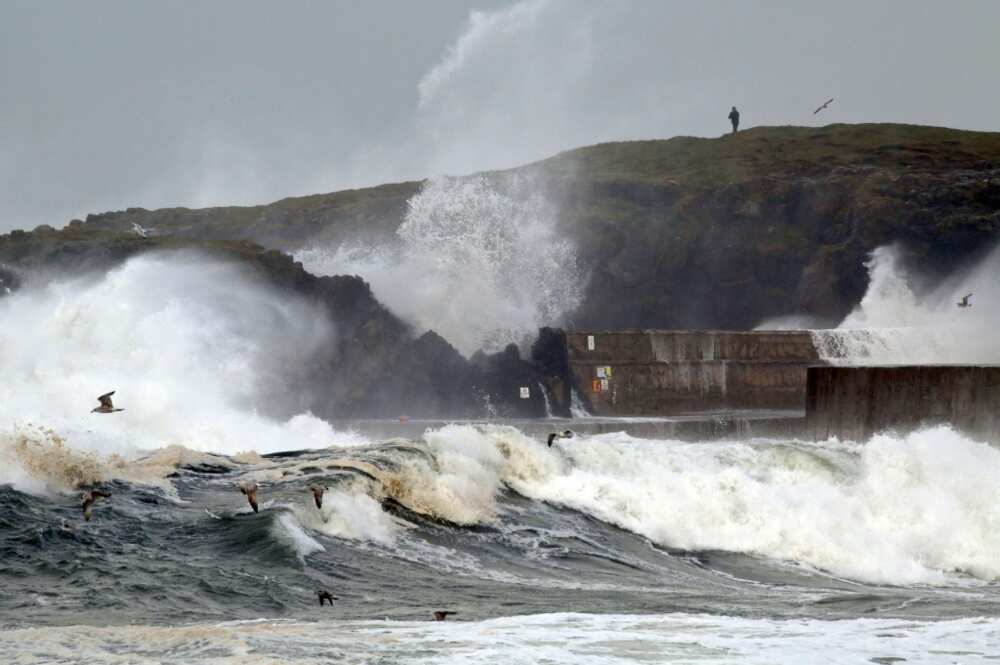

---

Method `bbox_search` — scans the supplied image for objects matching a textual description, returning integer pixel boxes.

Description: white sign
[596,367,606,379]
[600,378,609,391]
[586,335,595,350]
[519,386,530,399]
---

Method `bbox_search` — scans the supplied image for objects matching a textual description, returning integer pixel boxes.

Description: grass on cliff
[5,123,999,249]
[535,123,1000,186]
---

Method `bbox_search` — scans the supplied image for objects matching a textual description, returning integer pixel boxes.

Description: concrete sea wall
[805,365,1000,443]
[566,330,820,416]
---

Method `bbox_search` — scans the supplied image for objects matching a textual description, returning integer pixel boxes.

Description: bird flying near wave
[239,481,259,513]
[81,489,112,521]
[91,391,124,414]
[310,486,325,510]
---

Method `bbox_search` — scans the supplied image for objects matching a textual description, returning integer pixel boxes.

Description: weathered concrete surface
[566,330,820,416]
[806,365,1000,442]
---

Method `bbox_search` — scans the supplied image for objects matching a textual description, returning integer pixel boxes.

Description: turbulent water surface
[3,424,1000,663]
[3,250,1000,663]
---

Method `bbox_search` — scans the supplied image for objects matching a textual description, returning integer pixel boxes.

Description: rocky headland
[3,123,999,418]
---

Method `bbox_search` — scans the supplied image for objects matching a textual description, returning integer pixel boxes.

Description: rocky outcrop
[3,123,999,417]
[47,124,1000,331]
[538,125,1000,328]
[0,231,545,420]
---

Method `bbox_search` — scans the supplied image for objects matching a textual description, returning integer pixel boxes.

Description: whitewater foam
[273,512,326,560]
[297,175,584,354]
[378,423,1000,585]
[811,244,1000,364]
[292,482,399,544]
[0,253,367,491]
[2,612,997,665]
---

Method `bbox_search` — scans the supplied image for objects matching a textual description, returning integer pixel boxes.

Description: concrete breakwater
[805,365,1000,443]
[549,330,998,443]
[564,330,820,416]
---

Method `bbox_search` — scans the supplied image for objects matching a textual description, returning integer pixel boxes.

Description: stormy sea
[2,242,1000,664]
[3,421,1000,664]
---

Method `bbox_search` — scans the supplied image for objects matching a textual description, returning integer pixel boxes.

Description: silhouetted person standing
[728,106,740,134]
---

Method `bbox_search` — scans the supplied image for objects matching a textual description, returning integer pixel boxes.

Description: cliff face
[61,123,1000,330]
[540,124,1000,328]
[2,123,999,417]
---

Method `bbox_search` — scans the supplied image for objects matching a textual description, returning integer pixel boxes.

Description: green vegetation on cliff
[5,123,1000,331]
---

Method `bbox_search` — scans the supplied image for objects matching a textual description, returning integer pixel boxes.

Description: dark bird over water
[81,489,111,521]
[546,430,574,447]
[433,610,456,621]
[958,293,973,308]
[813,98,834,114]
[239,481,259,513]
[317,590,338,606]
[91,391,124,414]
[310,486,325,510]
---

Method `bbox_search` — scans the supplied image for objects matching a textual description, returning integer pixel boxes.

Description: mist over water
[0,252,347,492]
[806,244,1000,363]
[298,175,585,354]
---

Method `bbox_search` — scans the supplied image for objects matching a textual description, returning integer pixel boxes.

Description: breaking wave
[7,412,1000,588]
[393,424,1000,585]
[0,252,368,494]
[297,175,585,354]
[812,244,1000,364]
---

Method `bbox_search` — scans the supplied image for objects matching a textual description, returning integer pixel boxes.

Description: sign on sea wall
[566,330,820,416]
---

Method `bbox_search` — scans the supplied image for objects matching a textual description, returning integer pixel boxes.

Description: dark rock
[531,327,572,417]
[3,123,1000,417]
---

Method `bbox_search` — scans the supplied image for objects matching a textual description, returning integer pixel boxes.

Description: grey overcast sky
[2,0,999,232]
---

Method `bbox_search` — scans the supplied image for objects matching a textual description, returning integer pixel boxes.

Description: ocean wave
[375,424,1000,585]
[4,420,1000,600]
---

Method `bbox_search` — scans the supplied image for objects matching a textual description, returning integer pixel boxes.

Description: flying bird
[813,98,834,115]
[433,611,457,621]
[81,489,112,521]
[310,486,325,510]
[132,222,149,239]
[239,481,259,513]
[958,293,973,308]
[91,391,124,414]
[317,590,338,606]
[546,430,575,447]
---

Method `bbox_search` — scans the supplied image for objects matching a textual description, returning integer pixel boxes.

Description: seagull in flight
[132,222,150,239]
[239,481,260,513]
[91,391,124,414]
[81,489,112,521]
[310,486,325,510]
[546,430,574,447]
[813,98,834,115]
[957,293,973,308]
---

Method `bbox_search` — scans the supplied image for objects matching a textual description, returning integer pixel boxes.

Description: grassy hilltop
[5,123,1000,330]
